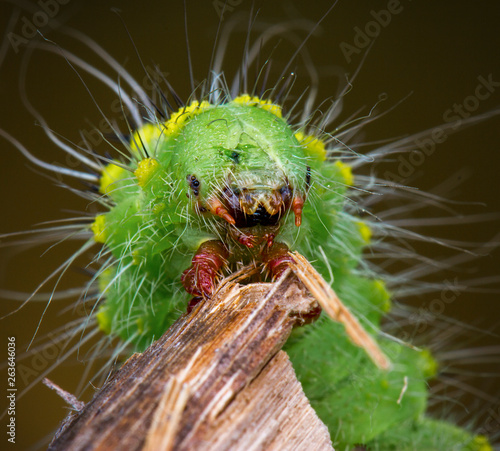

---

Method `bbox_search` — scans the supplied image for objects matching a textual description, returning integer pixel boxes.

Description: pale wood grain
[48,269,333,451]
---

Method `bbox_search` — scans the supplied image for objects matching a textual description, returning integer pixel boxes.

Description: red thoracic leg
[181,240,229,297]
[262,241,322,323]
[262,242,294,280]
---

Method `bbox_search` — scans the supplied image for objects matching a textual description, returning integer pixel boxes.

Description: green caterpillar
[2,3,499,450]
[84,94,490,449]
[92,97,352,347]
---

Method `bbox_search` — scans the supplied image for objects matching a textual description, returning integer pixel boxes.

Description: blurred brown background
[0,0,499,448]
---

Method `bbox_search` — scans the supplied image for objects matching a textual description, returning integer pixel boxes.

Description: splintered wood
[48,268,333,451]
[288,252,390,370]
[48,251,389,450]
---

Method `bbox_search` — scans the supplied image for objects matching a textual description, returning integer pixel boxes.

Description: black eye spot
[187,174,201,196]
[306,166,311,188]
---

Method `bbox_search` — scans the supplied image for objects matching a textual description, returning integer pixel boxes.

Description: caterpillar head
[169,97,312,246]
[121,97,334,254]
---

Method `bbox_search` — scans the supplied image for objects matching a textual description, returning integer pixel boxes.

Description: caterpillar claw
[266,233,275,247]
[237,233,256,248]
[262,242,294,280]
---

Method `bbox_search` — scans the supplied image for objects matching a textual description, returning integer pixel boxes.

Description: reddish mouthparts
[207,197,236,225]
[292,196,304,227]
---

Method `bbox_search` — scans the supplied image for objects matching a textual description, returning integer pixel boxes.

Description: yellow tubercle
[164,100,211,137]
[357,221,372,245]
[134,158,160,187]
[295,131,327,162]
[334,160,354,186]
[136,317,145,334]
[100,162,127,195]
[232,95,283,118]
[293,133,354,185]
[91,214,107,243]
[470,435,493,451]
[419,348,439,379]
[373,279,391,313]
[129,101,211,154]
[129,123,164,157]
[96,307,112,335]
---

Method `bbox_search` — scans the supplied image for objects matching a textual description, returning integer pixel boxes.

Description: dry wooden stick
[288,252,391,370]
[48,269,333,451]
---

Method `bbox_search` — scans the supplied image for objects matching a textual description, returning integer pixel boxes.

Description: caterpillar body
[88,96,485,451]
[1,2,499,450]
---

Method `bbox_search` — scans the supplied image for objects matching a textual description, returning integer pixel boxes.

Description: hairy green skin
[93,99,489,450]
